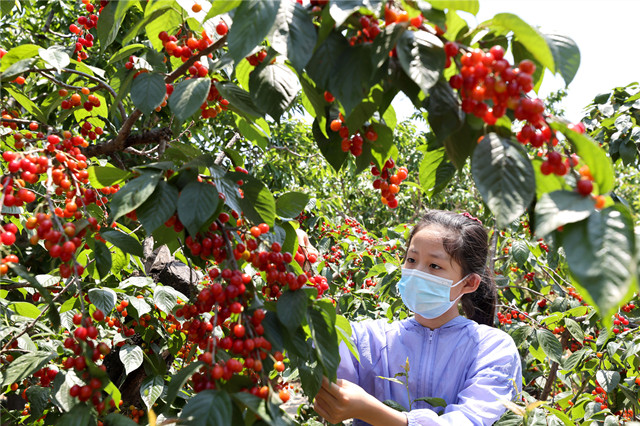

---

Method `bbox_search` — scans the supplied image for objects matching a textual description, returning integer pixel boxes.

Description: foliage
[0,0,639,425]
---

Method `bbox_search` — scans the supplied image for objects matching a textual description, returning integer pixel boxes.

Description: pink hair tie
[461,212,482,224]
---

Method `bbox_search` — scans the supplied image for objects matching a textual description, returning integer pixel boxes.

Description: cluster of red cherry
[371,158,408,209]
[69,0,107,61]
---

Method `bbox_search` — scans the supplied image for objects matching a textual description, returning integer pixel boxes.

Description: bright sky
[395,0,640,123]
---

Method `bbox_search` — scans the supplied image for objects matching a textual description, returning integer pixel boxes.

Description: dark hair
[405,210,497,326]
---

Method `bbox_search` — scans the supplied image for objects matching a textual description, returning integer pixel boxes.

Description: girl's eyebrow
[408,248,448,259]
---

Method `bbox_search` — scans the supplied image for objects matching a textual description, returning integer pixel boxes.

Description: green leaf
[564,318,584,342]
[25,386,49,419]
[483,13,554,72]
[235,115,268,148]
[100,229,143,258]
[154,286,185,314]
[97,0,136,51]
[74,91,108,129]
[38,46,70,72]
[124,6,173,46]
[414,397,448,409]
[119,344,144,375]
[383,399,409,412]
[8,302,41,319]
[104,413,139,426]
[140,375,164,409]
[307,306,340,381]
[145,5,182,51]
[277,290,309,331]
[276,192,310,220]
[165,361,204,407]
[299,358,324,400]
[395,30,445,96]
[442,117,480,170]
[299,72,328,130]
[540,406,576,426]
[177,181,219,236]
[345,87,383,138]
[120,277,153,289]
[471,133,536,228]
[280,221,299,256]
[542,33,580,86]
[9,264,60,329]
[312,118,348,172]
[306,31,350,91]
[558,206,637,320]
[327,43,375,115]
[550,121,615,194]
[59,403,93,426]
[562,348,586,371]
[0,0,15,17]
[168,78,212,122]
[204,0,241,20]
[94,241,112,279]
[0,44,41,73]
[371,23,406,70]
[109,44,146,64]
[228,173,276,227]
[509,325,533,347]
[88,288,117,316]
[127,295,151,316]
[511,240,529,266]
[269,1,317,71]
[179,389,233,426]
[249,63,299,121]
[328,0,384,27]
[596,370,620,393]
[534,191,596,237]
[227,0,279,63]
[536,329,563,364]
[136,180,179,234]
[232,392,273,423]
[131,73,166,115]
[369,123,395,173]
[426,80,464,144]
[429,0,478,14]
[215,82,264,118]
[1,352,54,386]
[4,87,46,123]
[109,170,162,223]
[532,158,568,199]
[418,146,456,198]
[88,165,131,189]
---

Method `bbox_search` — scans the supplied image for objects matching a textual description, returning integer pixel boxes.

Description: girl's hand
[313,377,369,423]
[314,377,408,425]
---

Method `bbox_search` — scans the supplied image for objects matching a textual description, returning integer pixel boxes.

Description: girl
[313,210,522,425]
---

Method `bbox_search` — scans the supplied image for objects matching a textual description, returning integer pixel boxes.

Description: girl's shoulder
[348,316,518,353]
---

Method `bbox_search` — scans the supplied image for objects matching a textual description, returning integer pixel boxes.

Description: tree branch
[0,278,75,354]
[80,36,227,159]
[82,126,173,158]
[214,132,242,165]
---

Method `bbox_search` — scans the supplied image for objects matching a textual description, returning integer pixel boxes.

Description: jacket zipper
[425,328,439,404]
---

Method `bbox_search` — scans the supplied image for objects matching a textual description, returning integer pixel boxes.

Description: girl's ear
[462,273,481,294]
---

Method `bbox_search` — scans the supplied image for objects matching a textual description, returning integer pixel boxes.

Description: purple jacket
[337,315,522,425]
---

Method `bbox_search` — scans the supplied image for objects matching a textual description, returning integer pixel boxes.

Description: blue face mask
[397,268,468,319]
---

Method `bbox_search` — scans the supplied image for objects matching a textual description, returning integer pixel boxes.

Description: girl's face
[403,224,466,301]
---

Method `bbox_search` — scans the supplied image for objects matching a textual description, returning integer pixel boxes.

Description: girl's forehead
[412,224,448,244]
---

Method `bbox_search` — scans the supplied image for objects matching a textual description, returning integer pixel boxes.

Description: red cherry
[215,21,228,36]
[577,179,593,196]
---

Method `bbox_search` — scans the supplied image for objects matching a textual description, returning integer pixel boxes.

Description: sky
[395,0,640,123]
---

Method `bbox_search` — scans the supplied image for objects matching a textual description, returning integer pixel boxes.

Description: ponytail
[460,267,497,327]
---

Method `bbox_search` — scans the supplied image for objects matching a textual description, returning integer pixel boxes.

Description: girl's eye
[429,263,441,270]
[406,257,416,264]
